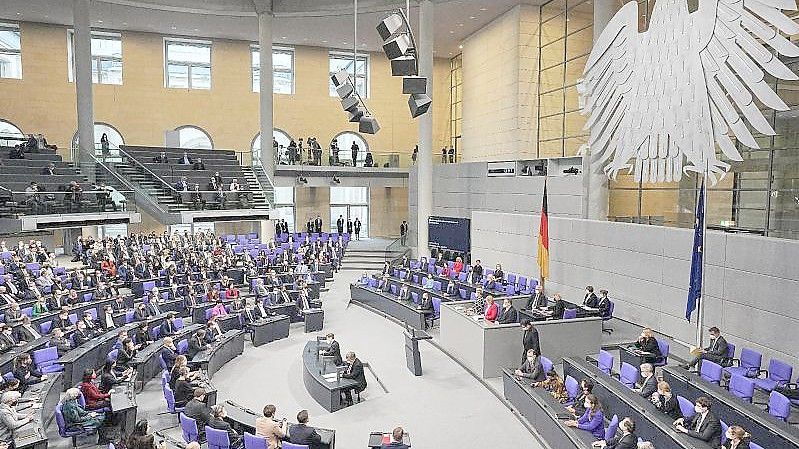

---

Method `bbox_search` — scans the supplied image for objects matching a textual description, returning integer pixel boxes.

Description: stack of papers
[322,373,338,383]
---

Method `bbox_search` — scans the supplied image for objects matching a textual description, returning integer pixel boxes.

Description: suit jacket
[73,329,90,346]
[161,346,178,369]
[526,293,548,310]
[552,300,566,320]
[517,356,545,382]
[184,398,211,431]
[639,374,658,398]
[255,417,285,449]
[605,433,639,449]
[522,328,540,356]
[706,336,729,359]
[635,337,662,363]
[583,292,599,307]
[322,341,342,365]
[656,394,682,420]
[160,320,176,336]
[683,412,722,447]
[498,306,518,324]
[342,358,367,392]
[289,423,322,449]
[187,335,205,359]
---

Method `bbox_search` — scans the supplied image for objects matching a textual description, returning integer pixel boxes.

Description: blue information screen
[428,216,471,252]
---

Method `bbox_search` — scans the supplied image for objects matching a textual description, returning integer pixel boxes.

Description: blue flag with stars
[686,181,705,321]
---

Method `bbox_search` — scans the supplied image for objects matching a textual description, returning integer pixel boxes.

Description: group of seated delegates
[363,274,436,329]
[7,134,57,159]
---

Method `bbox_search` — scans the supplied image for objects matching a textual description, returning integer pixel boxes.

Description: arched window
[252,128,292,166]
[0,120,24,138]
[333,131,368,165]
[72,122,125,149]
[176,125,213,149]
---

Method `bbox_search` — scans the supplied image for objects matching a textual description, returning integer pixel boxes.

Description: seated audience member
[566,394,605,439]
[173,367,196,408]
[153,151,169,163]
[188,329,209,359]
[527,284,547,310]
[634,328,662,364]
[193,158,205,170]
[61,387,103,431]
[205,318,222,343]
[160,314,178,336]
[498,298,518,324]
[99,360,130,393]
[583,285,599,307]
[134,322,152,346]
[79,369,111,410]
[210,299,228,318]
[493,264,504,283]
[125,419,163,449]
[514,349,545,382]
[651,381,681,420]
[566,378,594,417]
[597,289,611,316]
[418,293,434,329]
[208,404,242,448]
[50,328,72,356]
[635,363,658,398]
[452,256,464,275]
[682,326,728,370]
[551,293,566,320]
[673,396,721,446]
[484,295,499,322]
[0,324,17,352]
[340,351,367,406]
[161,337,179,370]
[289,410,322,449]
[382,427,409,449]
[722,425,751,449]
[180,151,193,165]
[184,388,212,439]
[115,338,137,374]
[0,391,34,439]
[319,333,343,365]
[535,370,569,403]
[592,417,638,449]
[12,354,45,391]
[255,404,286,449]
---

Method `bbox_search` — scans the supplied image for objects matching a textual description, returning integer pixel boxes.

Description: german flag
[537,179,549,281]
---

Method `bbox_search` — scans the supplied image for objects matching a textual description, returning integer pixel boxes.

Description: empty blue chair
[619,362,639,389]
[283,443,310,449]
[728,374,755,403]
[174,317,184,330]
[602,301,615,334]
[504,284,515,296]
[158,354,168,371]
[150,326,161,340]
[564,375,579,405]
[677,395,695,419]
[563,308,577,320]
[32,346,63,373]
[768,391,791,422]
[540,356,553,374]
[653,339,669,367]
[753,359,792,393]
[39,320,53,335]
[412,275,419,284]
[507,273,516,286]
[206,426,230,449]
[244,433,268,449]
[700,360,723,385]
[125,310,135,323]
[749,443,764,449]
[598,350,614,375]
[21,307,33,317]
[720,420,728,445]
[68,313,78,325]
[722,343,736,367]
[459,288,467,299]
[107,349,119,362]
[179,413,199,443]
[604,414,620,442]
[411,292,419,304]
[390,285,398,296]
[724,348,761,378]
[433,281,442,292]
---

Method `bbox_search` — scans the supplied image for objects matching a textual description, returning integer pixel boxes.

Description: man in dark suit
[498,298,518,324]
[526,284,547,310]
[185,388,212,440]
[520,320,540,363]
[187,329,208,360]
[73,321,91,346]
[471,259,483,282]
[381,427,409,449]
[52,309,73,331]
[161,337,178,370]
[598,417,639,449]
[289,410,322,449]
[583,285,599,308]
[319,333,342,365]
[340,351,367,406]
[160,314,177,337]
[683,326,729,370]
[597,289,611,317]
[673,396,721,448]
[635,363,658,399]
[514,349,545,382]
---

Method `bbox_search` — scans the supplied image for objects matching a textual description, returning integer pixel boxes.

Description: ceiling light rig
[376,9,431,118]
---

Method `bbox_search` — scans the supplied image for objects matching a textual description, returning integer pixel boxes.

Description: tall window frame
[449,54,463,156]
[251,45,295,94]
[67,30,123,85]
[328,51,369,98]
[273,187,296,233]
[0,23,22,79]
[330,186,369,238]
[164,38,212,89]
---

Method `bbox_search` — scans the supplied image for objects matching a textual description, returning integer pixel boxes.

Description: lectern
[404,325,432,376]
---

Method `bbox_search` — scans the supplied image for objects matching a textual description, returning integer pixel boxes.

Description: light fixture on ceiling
[469,16,476,19]
[479,7,487,11]
[458,44,463,49]
[97,20,103,23]
[449,30,454,34]
[376,7,431,119]
[457,23,464,27]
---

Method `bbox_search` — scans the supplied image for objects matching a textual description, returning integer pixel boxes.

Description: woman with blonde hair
[722,426,751,449]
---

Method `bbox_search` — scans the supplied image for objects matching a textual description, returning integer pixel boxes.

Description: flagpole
[695,171,709,348]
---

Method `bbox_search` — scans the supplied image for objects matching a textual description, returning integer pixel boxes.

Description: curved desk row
[223,400,336,449]
[190,330,246,379]
[130,324,203,385]
[14,372,62,449]
[302,341,358,413]
[350,284,427,330]
[250,315,290,347]
[562,357,712,449]
[661,366,799,449]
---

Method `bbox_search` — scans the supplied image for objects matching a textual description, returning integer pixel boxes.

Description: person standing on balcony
[336,215,344,234]
[354,218,361,240]
[100,133,109,158]
[346,218,353,236]
[399,220,408,246]
[351,142,359,167]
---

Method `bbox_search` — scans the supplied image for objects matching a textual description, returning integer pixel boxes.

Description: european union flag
[686,181,705,321]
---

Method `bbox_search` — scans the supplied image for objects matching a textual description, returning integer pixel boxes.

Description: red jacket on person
[484,303,499,322]
[79,381,110,409]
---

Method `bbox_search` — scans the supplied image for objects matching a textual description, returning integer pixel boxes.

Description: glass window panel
[0,53,21,79]
[331,187,368,204]
[567,0,593,33]
[177,126,212,149]
[252,67,260,92]
[274,71,292,94]
[273,186,295,205]
[0,120,23,137]
[0,25,22,79]
[541,14,566,45]
[540,65,565,93]
[349,206,369,238]
[99,59,123,85]
[565,85,582,112]
[539,115,564,141]
[541,39,566,68]
[167,42,210,63]
[563,136,588,156]
[272,206,295,232]
[330,206,349,230]
[329,53,368,98]
[565,54,589,85]
[190,65,211,89]
[564,110,588,137]
[608,188,640,219]
[541,0,566,22]
[273,51,292,71]
[540,89,565,117]
[538,139,564,158]
[91,37,121,57]
[566,26,593,60]
[167,64,189,88]
[334,132,368,162]
[0,28,21,50]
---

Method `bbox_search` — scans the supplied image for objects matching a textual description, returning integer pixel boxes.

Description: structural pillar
[416,0,434,258]
[582,0,615,220]
[73,0,95,182]
[257,6,275,179]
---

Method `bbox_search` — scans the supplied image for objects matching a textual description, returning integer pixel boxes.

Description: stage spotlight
[376,13,404,41]
[408,93,432,118]
[402,76,427,94]
[359,115,381,134]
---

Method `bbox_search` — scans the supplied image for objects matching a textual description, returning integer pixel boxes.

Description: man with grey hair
[0,391,33,442]
[340,351,367,407]
[635,363,658,399]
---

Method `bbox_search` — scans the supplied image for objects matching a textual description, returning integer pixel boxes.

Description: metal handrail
[384,236,411,264]
[116,146,180,194]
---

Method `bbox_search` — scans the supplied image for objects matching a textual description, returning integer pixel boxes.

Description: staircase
[240,166,271,210]
[112,161,191,213]
[252,164,275,206]
[340,245,406,271]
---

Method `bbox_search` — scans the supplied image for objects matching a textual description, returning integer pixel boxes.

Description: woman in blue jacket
[566,394,605,439]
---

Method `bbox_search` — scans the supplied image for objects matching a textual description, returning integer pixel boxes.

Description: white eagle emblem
[577,0,799,184]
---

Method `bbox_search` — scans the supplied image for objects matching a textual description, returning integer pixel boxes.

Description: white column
[73,0,95,181]
[582,0,614,220]
[258,9,275,178]
[416,0,434,258]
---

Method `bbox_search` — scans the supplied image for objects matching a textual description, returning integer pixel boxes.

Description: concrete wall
[461,5,540,161]
[470,210,799,371]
